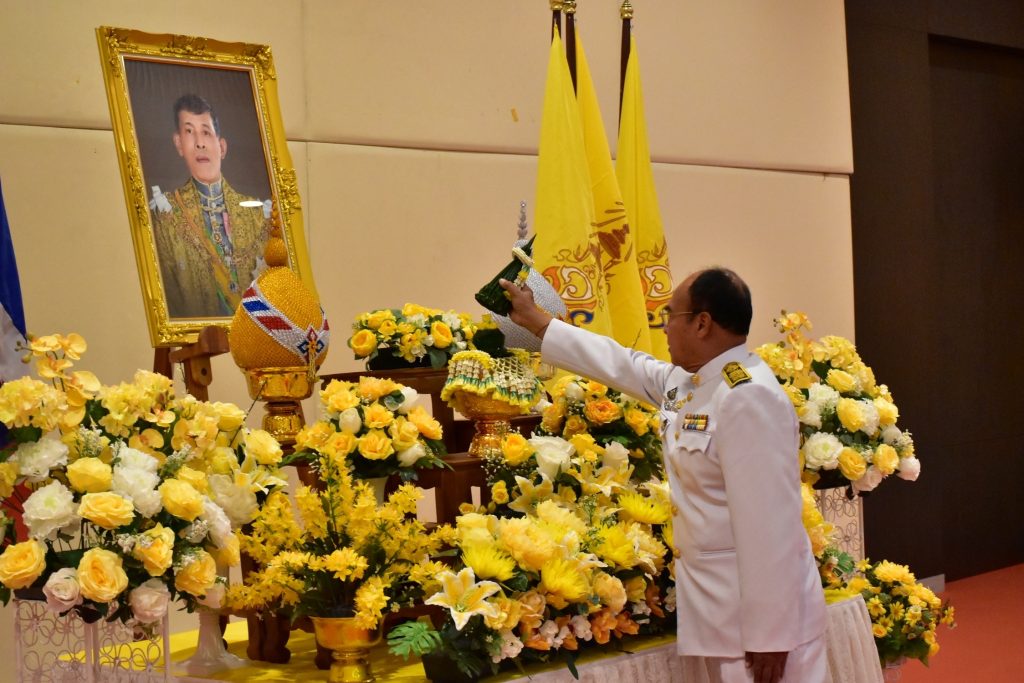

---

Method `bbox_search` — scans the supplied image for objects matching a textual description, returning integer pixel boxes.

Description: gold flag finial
[620,1,633,20]
[564,0,576,14]
[550,0,564,11]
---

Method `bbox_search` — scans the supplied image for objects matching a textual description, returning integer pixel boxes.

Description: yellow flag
[617,35,673,361]
[532,30,613,336]
[575,34,653,354]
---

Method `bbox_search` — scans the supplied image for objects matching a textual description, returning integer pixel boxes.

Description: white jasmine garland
[396,442,426,468]
[23,480,77,539]
[601,441,630,471]
[801,432,843,471]
[129,579,171,624]
[530,436,574,481]
[43,568,83,613]
[14,438,69,482]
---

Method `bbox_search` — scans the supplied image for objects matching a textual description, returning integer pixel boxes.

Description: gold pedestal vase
[310,616,383,683]
[242,366,315,448]
[451,390,524,457]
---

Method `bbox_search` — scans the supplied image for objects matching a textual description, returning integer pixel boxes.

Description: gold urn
[310,616,383,683]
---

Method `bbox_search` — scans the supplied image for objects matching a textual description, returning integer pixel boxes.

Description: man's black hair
[173,94,220,136]
[688,267,752,336]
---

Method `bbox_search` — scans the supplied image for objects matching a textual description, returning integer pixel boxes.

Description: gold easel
[152,325,230,401]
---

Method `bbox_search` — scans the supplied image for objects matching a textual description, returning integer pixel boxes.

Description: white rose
[852,465,884,493]
[43,568,82,613]
[397,387,419,414]
[338,408,362,433]
[807,383,840,412]
[208,474,258,526]
[858,399,880,437]
[601,441,630,471]
[201,499,233,548]
[532,398,552,414]
[23,480,78,539]
[112,467,162,517]
[396,442,426,468]
[15,438,69,482]
[129,579,171,624]
[115,447,159,473]
[800,432,843,471]
[530,436,574,481]
[563,383,585,402]
[897,457,921,481]
[880,425,902,445]
[798,401,822,428]
[197,581,226,609]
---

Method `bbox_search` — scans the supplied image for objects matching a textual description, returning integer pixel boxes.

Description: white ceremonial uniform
[542,320,826,681]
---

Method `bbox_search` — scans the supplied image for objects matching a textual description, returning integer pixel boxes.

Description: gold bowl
[310,616,383,683]
[451,390,524,457]
[242,366,315,447]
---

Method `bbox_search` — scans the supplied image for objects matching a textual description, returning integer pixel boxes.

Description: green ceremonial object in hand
[474,236,535,316]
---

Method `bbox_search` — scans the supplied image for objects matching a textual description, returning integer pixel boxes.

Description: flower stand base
[178,609,247,676]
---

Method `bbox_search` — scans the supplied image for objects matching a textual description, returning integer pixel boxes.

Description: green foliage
[387,620,443,659]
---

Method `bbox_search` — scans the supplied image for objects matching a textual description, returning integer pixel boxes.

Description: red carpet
[897,563,1024,682]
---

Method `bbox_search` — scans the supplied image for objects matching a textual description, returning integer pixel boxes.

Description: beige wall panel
[304,1,851,173]
[0,0,307,138]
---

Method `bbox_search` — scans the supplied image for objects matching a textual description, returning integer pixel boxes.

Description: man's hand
[745,651,788,683]
[498,279,554,338]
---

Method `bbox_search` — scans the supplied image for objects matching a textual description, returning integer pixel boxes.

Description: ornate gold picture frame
[96,26,314,347]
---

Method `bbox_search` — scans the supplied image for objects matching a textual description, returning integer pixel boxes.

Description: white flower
[23,480,77,539]
[14,438,69,482]
[112,467,162,517]
[852,465,884,493]
[129,579,171,624]
[208,474,258,526]
[396,386,419,414]
[799,401,823,428]
[602,441,630,471]
[338,408,362,433]
[43,568,82,613]
[532,398,552,414]
[570,614,593,641]
[201,499,233,548]
[115,446,159,473]
[492,629,524,663]
[530,436,574,481]
[897,456,921,481]
[801,432,843,471]
[857,399,880,436]
[807,383,840,412]
[880,425,902,445]
[396,442,426,468]
[664,586,677,612]
[197,581,226,609]
[631,600,652,617]
[442,313,461,330]
[563,382,585,402]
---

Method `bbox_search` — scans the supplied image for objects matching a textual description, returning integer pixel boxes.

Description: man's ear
[219,137,227,159]
[172,132,184,157]
[695,311,713,337]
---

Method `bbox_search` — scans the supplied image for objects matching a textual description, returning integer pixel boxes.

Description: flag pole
[565,0,577,92]
[619,0,633,122]
[550,0,563,39]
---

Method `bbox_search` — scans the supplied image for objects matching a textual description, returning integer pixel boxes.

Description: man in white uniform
[501,268,826,683]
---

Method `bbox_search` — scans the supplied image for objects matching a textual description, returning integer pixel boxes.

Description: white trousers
[680,634,827,683]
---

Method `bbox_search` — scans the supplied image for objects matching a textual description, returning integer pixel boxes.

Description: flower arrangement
[289,377,446,481]
[755,312,919,493]
[348,304,495,370]
[388,431,675,678]
[223,448,444,627]
[532,375,663,482]
[0,334,286,629]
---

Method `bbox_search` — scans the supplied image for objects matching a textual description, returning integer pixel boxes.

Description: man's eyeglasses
[658,309,697,326]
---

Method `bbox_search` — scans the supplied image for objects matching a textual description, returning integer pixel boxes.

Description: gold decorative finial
[549,0,564,11]
[564,0,576,14]
[620,0,633,20]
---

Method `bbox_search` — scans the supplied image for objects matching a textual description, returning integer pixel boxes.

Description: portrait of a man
[150,94,269,319]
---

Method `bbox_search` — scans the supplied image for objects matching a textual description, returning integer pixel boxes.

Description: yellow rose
[362,403,395,429]
[349,329,378,358]
[78,548,129,602]
[874,444,900,476]
[67,457,112,493]
[207,447,238,475]
[837,447,867,481]
[378,319,398,337]
[358,430,395,461]
[430,322,453,349]
[389,417,422,452]
[176,465,208,493]
[624,409,650,436]
[320,431,358,461]
[584,381,608,398]
[79,492,135,530]
[501,433,534,466]
[836,398,867,433]
[826,369,857,393]
[550,376,577,399]
[358,377,397,401]
[491,481,509,505]
[175,550,217,596]
[245,429,283,466]
[159,479,205,521]
[408,406,443,441]
[296,421,335,451]
[563,415,588,437]
[363,309,395,330]
[584,399,623,425]
[873,397,899,427]
[0,461,18,499]
[210,402,246,431]
[401,303,434,318]
[0,540,47,589]
[134,524,175,576]
[540,402,565,433]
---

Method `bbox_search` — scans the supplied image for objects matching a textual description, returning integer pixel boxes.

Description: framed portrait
[96,26,315,347]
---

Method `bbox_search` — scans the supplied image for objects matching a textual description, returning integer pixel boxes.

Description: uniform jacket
[542,320,826,657]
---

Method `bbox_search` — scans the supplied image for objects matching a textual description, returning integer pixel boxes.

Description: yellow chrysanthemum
[540,557,590,607]
[617,491,671,525]
[594,524,637,569]
[463,544,516,582]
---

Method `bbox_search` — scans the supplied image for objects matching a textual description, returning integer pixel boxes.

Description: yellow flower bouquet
[388,432,675,678]
[755,312,919,493]
[289,376,446,481]
[0,334,287,629]
[348,304,494,370]
[224,448,444,626]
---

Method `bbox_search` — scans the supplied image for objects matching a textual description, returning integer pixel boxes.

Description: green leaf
[6,426,42,445]
[387,620,442,659]
[428,347,448,370]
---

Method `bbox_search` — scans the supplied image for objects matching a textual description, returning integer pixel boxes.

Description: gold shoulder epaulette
[722,361,751,388]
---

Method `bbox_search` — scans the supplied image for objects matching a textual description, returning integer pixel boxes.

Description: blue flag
[1,178,27,387]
